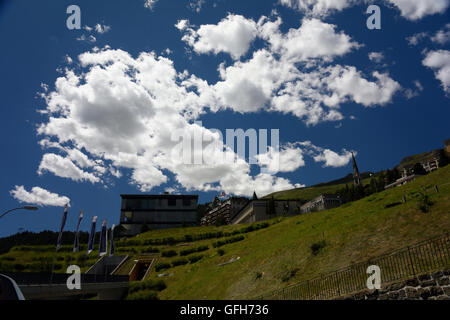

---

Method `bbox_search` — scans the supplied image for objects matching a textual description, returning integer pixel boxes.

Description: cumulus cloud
[423,50,450,93]
[388,0,449,21]
[279,0,356,16]
[256,145,305,174]
[37,153,100,183]
[178,14,258,59]
[280,0,449,20]
[261,17,360,62]
[38,12,402,196]
[10,186,70,207]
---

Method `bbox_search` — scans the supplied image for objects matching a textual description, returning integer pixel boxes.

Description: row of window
[123,198,193,209]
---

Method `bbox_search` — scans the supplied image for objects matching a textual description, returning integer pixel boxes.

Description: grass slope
[0,166,449,300]
[151,165,450,299]
[262,177,370,201]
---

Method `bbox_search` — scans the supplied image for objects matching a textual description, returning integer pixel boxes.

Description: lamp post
[0,206,38,220]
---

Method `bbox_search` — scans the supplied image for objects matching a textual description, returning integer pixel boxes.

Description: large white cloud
[10,186,70,207]
[37,12,403,196]
[388,0,449,21]
[423,50,450,93]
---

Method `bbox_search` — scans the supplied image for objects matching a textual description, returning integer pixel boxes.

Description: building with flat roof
[299,194,343,214]
[120,194,198,235]
[201,197,249,226]
[231,199,304,225]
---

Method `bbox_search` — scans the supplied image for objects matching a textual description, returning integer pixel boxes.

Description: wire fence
[258,233,450,300]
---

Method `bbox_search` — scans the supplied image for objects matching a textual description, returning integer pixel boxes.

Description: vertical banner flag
[109,224,115,257]
[73,210,84,253]
[87,216,98,255]
[56,204,69,251]
[99,220,108,257]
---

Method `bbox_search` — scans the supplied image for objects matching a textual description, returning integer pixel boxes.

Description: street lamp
[0,206,38,220]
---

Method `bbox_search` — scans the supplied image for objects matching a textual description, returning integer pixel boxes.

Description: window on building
[182,199,191,206]
[168,198,177,206]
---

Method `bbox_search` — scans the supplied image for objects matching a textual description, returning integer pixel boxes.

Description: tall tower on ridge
[352,152,361,186]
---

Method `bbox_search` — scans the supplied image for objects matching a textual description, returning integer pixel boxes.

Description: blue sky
[0,0,449,237]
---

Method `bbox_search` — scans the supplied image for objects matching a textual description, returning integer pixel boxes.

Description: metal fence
[258,233,450,300]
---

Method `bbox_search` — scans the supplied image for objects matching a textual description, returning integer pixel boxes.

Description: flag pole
[50,203,69,285]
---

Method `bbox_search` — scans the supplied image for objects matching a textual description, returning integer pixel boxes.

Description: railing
[1,272,129,286]
[258,233,450,300]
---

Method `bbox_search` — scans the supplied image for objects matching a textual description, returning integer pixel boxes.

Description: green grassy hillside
[262,177,371,201]
[0,166,449,300]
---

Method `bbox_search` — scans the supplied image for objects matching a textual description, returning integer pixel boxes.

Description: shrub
[154,262,171,272]
[196,245,209,253]
[161,250,177,257]
[179,248,196,256]
[128,279,166,294]
[188,254,204,264]
[217,249,225,256]
[126,290,159,300]
[281,268,299,282]
[417,194,433,213]
[141,247,159,254]
[212,235,245,248]
[171,258,189,267]
[310,240,326,256]
[384,202,402,209]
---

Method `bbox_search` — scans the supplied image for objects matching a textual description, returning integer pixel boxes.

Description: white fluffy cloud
[262,18,360,62]
[423,50,450,93]
[180,16,398,124]
[299,141,353,167]
[280,0,355,16]
[388,0,449,20]
[38,12,402,196]
[280,0,449,20]
[10,186,70,207]
[178,15,258,59]
[313,149,353,167]
[37,153,100,183]
[256,145,305,174]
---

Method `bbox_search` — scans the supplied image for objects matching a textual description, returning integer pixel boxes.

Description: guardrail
[258,233,450,300]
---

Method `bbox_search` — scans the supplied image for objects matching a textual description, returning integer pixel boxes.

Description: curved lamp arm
[0,206,38,220]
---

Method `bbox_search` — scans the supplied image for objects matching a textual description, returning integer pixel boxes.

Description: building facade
[299,194,343,214]
[120,194,198,235]
[231,199,304,225]
[201,197,248,226]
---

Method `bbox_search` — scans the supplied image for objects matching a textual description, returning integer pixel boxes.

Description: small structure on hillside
[231,199,304,225]
[300,194,343,214]
[201,196,249,226]
[384,174,423,190]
